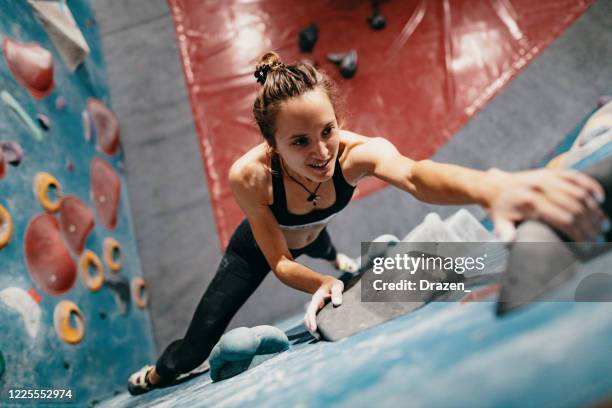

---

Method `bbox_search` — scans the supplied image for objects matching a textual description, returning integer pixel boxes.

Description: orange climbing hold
[103,237,122,272]
[53,300,85,344]
[34,172,62,213]
[27,288,42,304]
[3,38,54,99]
[0,204,13,249]
[79,250,105,292]
[131,277,148,309]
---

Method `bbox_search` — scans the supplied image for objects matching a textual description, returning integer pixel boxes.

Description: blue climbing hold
[209,325,289,382]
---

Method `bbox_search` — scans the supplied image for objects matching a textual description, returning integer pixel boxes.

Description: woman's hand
[303,277,344,338]
[487,168,609,242]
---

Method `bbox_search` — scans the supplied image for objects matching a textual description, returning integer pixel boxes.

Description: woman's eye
[322,126,334,137]
[293,137,309,146]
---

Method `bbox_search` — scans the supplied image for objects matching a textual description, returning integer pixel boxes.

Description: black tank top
[269,153,355,230]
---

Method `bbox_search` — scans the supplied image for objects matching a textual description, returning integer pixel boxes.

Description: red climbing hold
[87,98,120,156]
[24,213,77,296]
[90,158,121,229]
[0,151,5,180]
[3,38,54,99]
[59,195,95,255]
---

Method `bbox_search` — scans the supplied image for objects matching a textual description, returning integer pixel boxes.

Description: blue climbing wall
[0,1,155,406]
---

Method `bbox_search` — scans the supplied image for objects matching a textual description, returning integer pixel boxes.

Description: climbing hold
[65,159,74,172]
[103,237,122,272]
[24,213,77,296]
[82,110,92,142]
[55,95,65,110]
[339,50,358,79]
[87,98,120,155]
[34,172,62,213]
[368,14,386,30]
[597,95,612,108]
[27,288,42,304]
[29,1,91,72]
[298,23,318,53]
[0,151,5,180]
[90,158,121,229]
[0,91,44,141]
[2,38,54,98]
[326,50,358,79]
[59,195,94,255]
[209,326,290,382]
[0,204,13,249]
[36,113,51,131]
[131,277,148,309]
[53,300,85,344]
[0,287,42,338]
[79,250,104,292]
[105,274,130,315]
[0,141,24,166]
[367,0,386,30]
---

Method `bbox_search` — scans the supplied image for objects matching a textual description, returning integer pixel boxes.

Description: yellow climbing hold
[34,172,62,213]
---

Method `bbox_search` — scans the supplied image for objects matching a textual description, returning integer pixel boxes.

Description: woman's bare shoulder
[229,143,272,203]
[338,129,377,159]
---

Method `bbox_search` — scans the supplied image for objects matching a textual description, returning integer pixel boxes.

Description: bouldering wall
[0,1,155,405]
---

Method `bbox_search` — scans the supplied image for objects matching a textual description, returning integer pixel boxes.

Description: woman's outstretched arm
[346,133,607,241]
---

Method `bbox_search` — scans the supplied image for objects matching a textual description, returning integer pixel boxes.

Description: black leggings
[154,219,338,380]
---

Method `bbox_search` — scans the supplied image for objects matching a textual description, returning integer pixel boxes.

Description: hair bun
[254,51,284,85]
[254,64,271,85]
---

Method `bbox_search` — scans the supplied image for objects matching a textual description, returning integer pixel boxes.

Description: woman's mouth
[308,158,331,171]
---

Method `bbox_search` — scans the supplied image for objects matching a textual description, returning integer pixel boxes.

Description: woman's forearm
[408,160,505,208]
[273,258,333,293]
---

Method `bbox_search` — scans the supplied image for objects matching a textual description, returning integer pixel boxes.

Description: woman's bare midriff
[283,224,327,250]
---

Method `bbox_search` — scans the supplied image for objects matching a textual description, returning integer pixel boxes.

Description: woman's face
[274,89,339,183]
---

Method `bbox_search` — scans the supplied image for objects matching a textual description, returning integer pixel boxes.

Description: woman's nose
[313,140,329,158]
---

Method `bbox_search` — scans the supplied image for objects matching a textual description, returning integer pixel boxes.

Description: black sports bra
[269,154,355,230]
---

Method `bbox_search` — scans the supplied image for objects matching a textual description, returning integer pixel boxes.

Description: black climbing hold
[340,50,358,79]
[105,274,131,315]
[368,14,387,30]
[37,114,51,131]
[326,50,358,79]
[368,0,387,30]
[298,23,319,53]
[326,53,346,65]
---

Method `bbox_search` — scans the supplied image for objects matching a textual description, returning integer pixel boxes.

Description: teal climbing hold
[209,325,289,382]
[1,90,43,141]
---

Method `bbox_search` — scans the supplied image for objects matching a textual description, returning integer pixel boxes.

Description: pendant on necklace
[307,193,319,205]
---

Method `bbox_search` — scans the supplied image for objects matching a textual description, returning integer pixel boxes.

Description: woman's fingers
[539,185,603,240]
[559,170,605,204]
[534,196,587,241]
[303,279,345,338]
[331,280,344,306]
[493,216,517,243]
[304,290,324,336]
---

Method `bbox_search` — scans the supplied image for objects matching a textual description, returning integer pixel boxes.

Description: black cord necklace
[280,159,322,206]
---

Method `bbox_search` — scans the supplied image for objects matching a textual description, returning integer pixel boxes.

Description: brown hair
[253,51,343,149]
